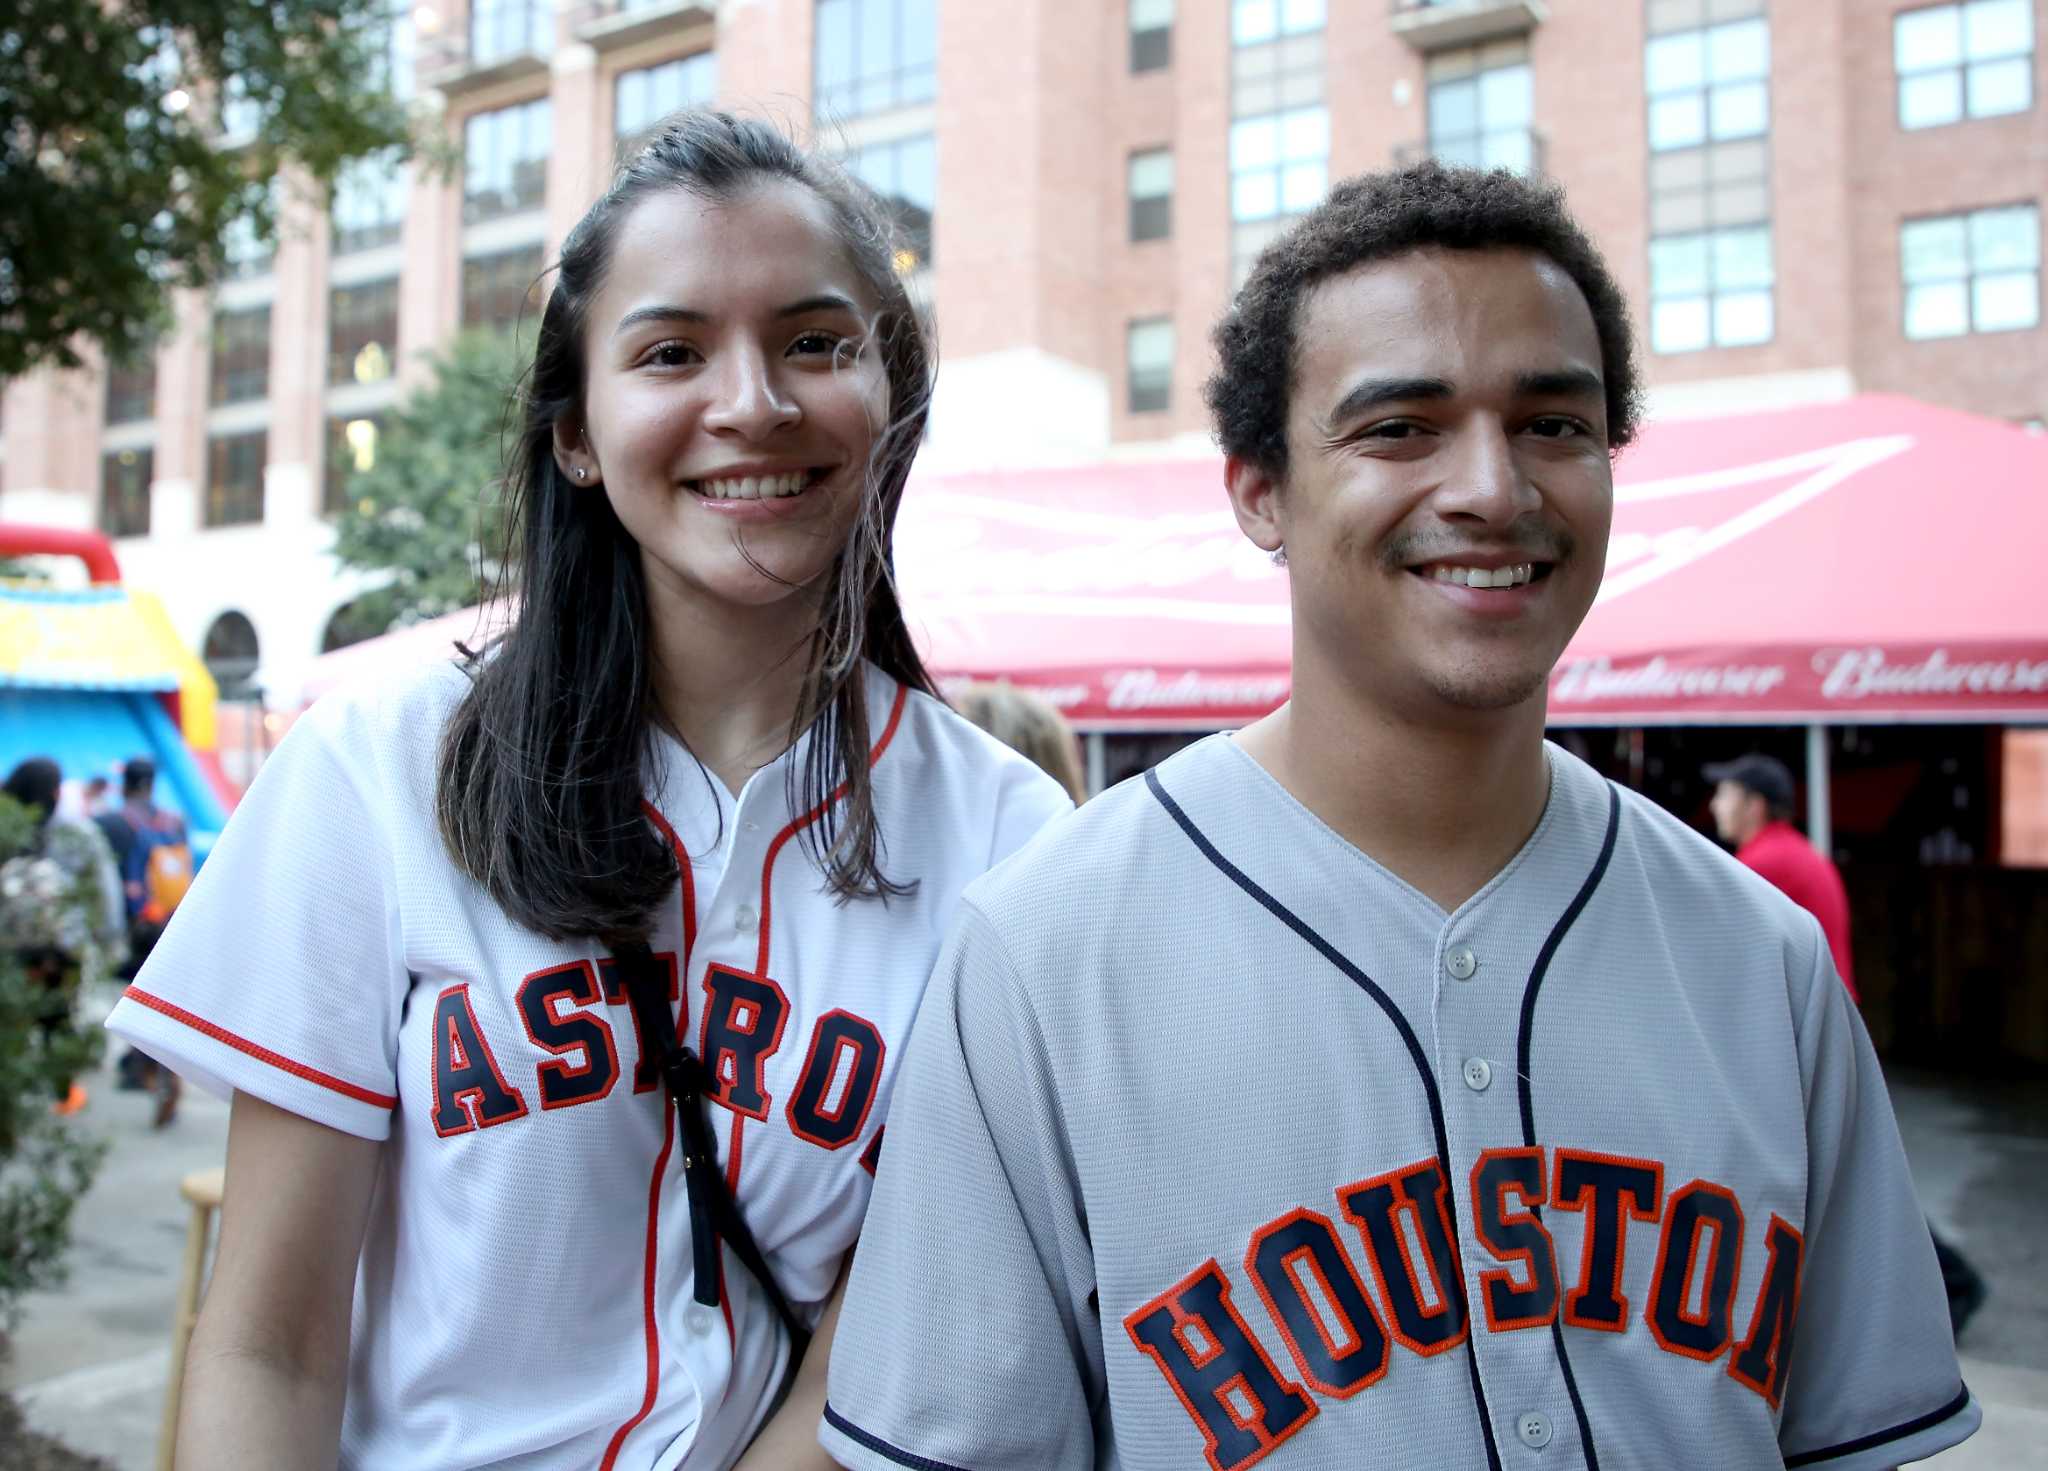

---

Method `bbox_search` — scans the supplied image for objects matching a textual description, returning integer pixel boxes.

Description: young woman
[107,112,1070,1470]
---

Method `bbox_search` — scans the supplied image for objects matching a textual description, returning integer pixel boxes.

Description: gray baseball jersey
[821,735,1978,1471]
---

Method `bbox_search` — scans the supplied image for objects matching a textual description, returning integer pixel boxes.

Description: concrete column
[266,168,331,524]
[547,41,604,260]
[399,102,464,385]
[717,0,815,125]
[152,290,212,535]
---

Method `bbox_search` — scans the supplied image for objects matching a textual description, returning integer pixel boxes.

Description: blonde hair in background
[953,682,1088,805]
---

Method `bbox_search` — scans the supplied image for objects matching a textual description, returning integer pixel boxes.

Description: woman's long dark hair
[436,111,938,948]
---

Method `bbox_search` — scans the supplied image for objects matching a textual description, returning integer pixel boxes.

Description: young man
[1705,753,1856,999]
[821,164,1977,1471]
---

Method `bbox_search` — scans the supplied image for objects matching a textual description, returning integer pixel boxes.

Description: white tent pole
[1805,723,1832,856]
[1085,732,1107,799]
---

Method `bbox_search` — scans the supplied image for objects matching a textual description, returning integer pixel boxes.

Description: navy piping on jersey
[1146,769,1507,1471]
[1514,781,1623,1471]
[823,1402,975,1471]
[1782,1383,1973,1467]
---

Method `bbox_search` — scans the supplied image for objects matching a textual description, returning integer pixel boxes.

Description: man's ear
[1223,455,1285,557]
[551,414,599,488]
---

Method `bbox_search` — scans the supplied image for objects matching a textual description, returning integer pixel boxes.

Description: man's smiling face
[1230,246,1615,721]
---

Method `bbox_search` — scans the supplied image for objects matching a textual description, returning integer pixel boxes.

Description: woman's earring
[573,466,587,482]
[1271,546,1288,567]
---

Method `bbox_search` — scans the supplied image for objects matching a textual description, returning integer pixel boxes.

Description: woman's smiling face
[562,179,889,620]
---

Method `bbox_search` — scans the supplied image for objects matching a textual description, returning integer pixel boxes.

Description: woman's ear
[551,415,600,488]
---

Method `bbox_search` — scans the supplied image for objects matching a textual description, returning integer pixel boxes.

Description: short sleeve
[1775,926,1980,1468]
[105,713,407,1140]
[823,904,1100,1471]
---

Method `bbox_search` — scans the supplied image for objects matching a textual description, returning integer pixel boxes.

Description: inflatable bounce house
[0,524,231,861]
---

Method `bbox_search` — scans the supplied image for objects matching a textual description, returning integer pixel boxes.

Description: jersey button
[1517,1411,1552,1449]
[1446,946,1478,981]
[1462,1057,1492,1092]
[736,904,758,933]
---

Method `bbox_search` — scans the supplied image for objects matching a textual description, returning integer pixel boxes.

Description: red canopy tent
[898,394,2048,734]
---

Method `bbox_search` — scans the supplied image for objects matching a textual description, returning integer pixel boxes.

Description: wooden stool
[157,1165,225,1471]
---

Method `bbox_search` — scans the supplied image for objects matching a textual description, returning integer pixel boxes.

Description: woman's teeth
[1428,563,1536,588]
[691,471,816,500]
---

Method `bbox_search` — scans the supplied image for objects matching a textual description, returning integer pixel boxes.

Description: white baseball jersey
[106,659,1069,1471]
[823,735,1978,1471]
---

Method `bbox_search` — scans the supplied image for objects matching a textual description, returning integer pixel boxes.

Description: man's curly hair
[1206,161,1644,475]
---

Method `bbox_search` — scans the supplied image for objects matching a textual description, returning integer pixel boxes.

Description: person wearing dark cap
[1706,752,1856,1001]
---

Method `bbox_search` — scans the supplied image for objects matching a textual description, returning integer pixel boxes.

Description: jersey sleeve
[822,903,1101,1471]
[1774,921,1980,1469]
[104,711,407,1140]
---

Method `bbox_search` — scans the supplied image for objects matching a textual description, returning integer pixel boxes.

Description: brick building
[1,0,2042,702]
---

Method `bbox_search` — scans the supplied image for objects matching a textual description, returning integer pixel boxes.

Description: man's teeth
[1428,563,1535,588]
[693,471,813,500]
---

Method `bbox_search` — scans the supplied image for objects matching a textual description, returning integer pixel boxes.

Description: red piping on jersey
[598,1103,677,1471]
[639,800,699,980]
[123,987,398,1109]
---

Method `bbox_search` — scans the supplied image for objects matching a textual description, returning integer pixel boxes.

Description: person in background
[953,681,1089,805]
[1705,753,1856,999]
[98,756,189,1124]
[1706,750,1989,1337]
[2,757,126,1116]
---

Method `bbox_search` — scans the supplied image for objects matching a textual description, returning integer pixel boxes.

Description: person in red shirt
[1706,753,1857,1001]
[1706,752,1990,1336]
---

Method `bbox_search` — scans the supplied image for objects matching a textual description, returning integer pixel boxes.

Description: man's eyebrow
[1515,367,1606,401]
[1323,376,1454,427]
[612,294,861,337]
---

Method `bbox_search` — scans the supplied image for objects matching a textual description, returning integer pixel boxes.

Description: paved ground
[3,1010,2042,1468]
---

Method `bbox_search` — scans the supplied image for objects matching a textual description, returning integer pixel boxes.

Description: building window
[616,51,718,140]
[813,0,937,121]
[1649,225,1774,353]
[464,98,552,224]
[202,611,261,695]
[326,414,384,517]
[462,245,546,332]
[470,0,548,67]
[1895,1,2033,130]
[205,431,267,528]
[1131,0,1173,72]
[377,0,417,100]
[1648,136,1768,236]
[105,348,157,425]
[329,279,400,387]
[1902,204,2041,338]
[332,150,406,255]
[1427,41,1536,174]
[1129,148,1173,242]
[1231,0,1325,45]
[846,133,936,271]
[1644,4,1769,152]
[1230,0,1326,287]
[100,447,153,539]
[1127,318,1173,414]
[210,305,271,405]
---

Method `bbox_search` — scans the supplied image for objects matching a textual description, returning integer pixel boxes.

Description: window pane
[1278,159,1325,212]
[1905,280,1970,337]
[1964,0,2033,60]
[1966,55,2032,115]
[1478,64,1532,128]
[1651,234,1710,295]
[1129,149,1174,198]
[1131,24,1171,70]
[1280,106,1328,161]
[1970,205,2040,270]
[1128,320,1173,369]
[1434,135,1484,167]
[1480,129,1533,173]
[1652,296,1711,353]
[1901,216,1970,281]
[1710,79,1768,137]
[897,133,936,210]
[1974,270,2041,330]
[1650,93,1707,150]
[1898,68,1964,127]
[1714,289,1773,345]
[1281,0,1325,33]
[816,0,854,93]
[1646,32,1704,94]
[1895,5,1963,72]
[100,448,153,538]
[1230,116,1278,169]
[1707,18,1769,81]
[1430,78,1479,138]
[901,0,938,73]
[1131,0,1174,26]
[333,150,406,254]
[1233,0,1277,46]
[1711,236,1769,292]
[1232,170,1279,220]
